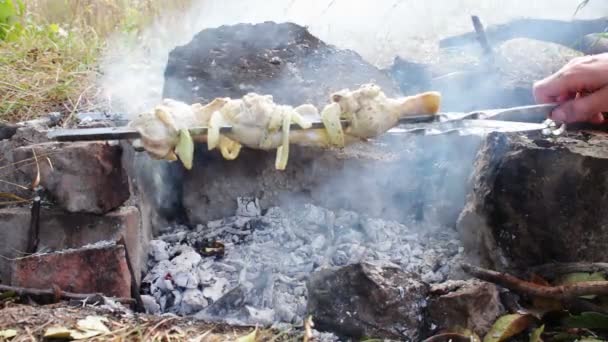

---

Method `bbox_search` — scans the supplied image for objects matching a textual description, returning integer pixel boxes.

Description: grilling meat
[129,84,441,170]
[321,83,441,147]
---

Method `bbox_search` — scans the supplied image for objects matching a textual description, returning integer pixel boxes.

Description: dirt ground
[0,300,298,342]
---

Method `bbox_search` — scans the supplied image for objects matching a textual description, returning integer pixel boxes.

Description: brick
[13,141,130,214]
[12,243,131,298]
[0,206,144,286]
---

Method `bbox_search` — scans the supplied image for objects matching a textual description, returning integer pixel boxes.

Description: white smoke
[98,0,608,116]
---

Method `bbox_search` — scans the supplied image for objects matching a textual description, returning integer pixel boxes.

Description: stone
[389,38,582,112]
[0,206,143,285]
[580,33,608,55]
[182,133,482,227]
[12,242,131,298]
[457,131,608,270]
[306,262,430,341]
[0,123,18,141]
[162,22,400,109]
[12,141,130,214]
[427,280,505,337]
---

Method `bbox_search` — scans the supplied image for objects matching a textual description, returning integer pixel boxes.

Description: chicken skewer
[93,84,442,170]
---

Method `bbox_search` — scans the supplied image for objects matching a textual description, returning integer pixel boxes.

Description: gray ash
[142,197,464,327]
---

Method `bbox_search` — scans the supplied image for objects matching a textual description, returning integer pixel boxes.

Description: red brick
[13,141,130,214]
[12,243,131,298]
[0,206,144,286]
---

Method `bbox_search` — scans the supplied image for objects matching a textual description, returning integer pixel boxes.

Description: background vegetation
[0,0,192,123]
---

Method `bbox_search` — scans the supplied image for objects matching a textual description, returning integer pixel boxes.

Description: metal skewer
[46,115,440,142]
[45,103,560,142]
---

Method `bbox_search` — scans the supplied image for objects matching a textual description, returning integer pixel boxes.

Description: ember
[142,198,465,326]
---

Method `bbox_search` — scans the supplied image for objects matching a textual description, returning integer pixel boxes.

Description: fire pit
[5,17,608,342]
[142,199,465,325]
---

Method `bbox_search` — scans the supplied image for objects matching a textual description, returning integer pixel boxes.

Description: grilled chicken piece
[321,83,441,146]
[128,99,199,169]
[128,84,441,170]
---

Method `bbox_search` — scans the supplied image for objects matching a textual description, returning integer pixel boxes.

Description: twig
[117,236,145,313]
[530,262,608,279]
[471,15,493,57]
[0,284,135,305]
[462,264,608,300]
[0,179,29,190]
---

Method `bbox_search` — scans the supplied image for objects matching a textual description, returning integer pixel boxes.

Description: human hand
[533,53,608,124]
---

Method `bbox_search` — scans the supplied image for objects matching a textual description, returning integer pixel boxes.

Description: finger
[551,85,608,124]
[533,56,608,104]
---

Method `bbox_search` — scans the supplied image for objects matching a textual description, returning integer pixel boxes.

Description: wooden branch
[530,262,608,279]
[462,264,608,300]
[0,284,135,305]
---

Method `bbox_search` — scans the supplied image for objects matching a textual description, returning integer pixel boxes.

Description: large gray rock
[457,131,608,270]
[162,21,401,108]
[306,262,429,341]
[427,280,505,337]
[182,133,482,227]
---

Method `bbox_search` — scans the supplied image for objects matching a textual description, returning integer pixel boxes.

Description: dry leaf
[0,329,17,339]
[483,314,535,342]
[562,312,608,329]
[422,333,477,342]
[46,157,54,170]
[70,329,103,340]
[454,327,482,342]
[76,316,110,333]
[236,327,258,342]
[529,325,544,342]
[304,316,314,342]
[43,326,74,339]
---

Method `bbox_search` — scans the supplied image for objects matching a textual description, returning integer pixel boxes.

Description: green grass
[0,21,102,122]
[0,0,193,124]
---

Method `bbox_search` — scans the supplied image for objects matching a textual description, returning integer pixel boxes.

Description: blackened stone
[162,21,400,108]
[306,262,429,341]
[457,131,608,270]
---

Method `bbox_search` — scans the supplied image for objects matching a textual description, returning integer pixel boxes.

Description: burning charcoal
[236,197,261,217]
[159,230,188,244]
[196,284,248,318]
[194,239,225,259]
[149,240,170,262]
[141,295,161,315]
[422,270,445,284]
[173,272,199,289]
[146,203,465,328]
[207,219,223,229]
[202,277,229,302]
[180,289,208,314]
[246,307,275,326]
